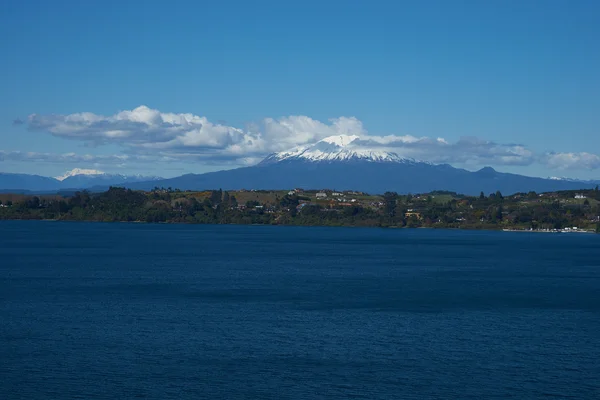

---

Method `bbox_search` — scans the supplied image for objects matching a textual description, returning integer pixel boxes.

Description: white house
[574,194,586,199]
[316,192,327,199]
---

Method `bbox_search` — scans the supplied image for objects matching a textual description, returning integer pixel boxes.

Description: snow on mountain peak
[261,134,419,164]
[319,134,360,146]
[547,176,589,183]
[55,168,105,181]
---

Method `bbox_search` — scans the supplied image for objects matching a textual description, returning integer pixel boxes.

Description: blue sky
[1,0,599,179]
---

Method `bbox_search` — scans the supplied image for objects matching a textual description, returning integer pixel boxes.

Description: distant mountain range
[2,136,599,195]
[0,169,161,193]
[122,135,599,195]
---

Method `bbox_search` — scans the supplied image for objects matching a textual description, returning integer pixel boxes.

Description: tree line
[1,186,599,232]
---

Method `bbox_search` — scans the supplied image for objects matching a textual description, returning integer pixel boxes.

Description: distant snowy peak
[57,168,161,181]
[548,176,600,184]
[53,168,163,189]
[56,168,105,181]
[261,134,421,164]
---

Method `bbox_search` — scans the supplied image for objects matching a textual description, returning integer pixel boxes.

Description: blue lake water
[1,221,599,399]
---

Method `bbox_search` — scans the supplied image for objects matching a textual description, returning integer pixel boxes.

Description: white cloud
[26,106,368,162]
[544,152,600,170]
[0,150,172,165]
[28,106,206,145]
[353,135,536,166]
[21,105,599,171]
[263,115,365,149]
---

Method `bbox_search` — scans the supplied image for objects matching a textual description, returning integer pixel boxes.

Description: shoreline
[502,228,595,234]
[2,218,598,235]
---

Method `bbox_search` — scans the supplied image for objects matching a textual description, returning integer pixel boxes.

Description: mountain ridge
[115,135,598,195]
[118,161,597,196]
[0,170,162,192]
[2,135,599,194]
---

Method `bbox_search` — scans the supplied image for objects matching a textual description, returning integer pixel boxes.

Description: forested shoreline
[1,186,599,233]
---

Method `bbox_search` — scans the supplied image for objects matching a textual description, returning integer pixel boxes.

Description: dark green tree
[71,191,91,208]
[280,194,299,208]
[496,205,504,221]
[222,191,230,207]
[27,196,41,209]
[383,192,398,217]
[210,189,223,205]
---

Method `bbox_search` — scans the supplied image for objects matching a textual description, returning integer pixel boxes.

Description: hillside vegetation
[1,186,599,232]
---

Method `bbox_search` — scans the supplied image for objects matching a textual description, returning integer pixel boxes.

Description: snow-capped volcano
[55,168,105,181]
[261,135,418,164]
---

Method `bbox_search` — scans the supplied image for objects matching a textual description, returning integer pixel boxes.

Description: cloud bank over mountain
[0,150,169,165]
[13,105,600,172]
[543,152,600,170]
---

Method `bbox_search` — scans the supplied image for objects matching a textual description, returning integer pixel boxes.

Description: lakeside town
[1,185,599,233]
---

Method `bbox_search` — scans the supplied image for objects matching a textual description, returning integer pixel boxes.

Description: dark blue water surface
[1,221,599,399]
